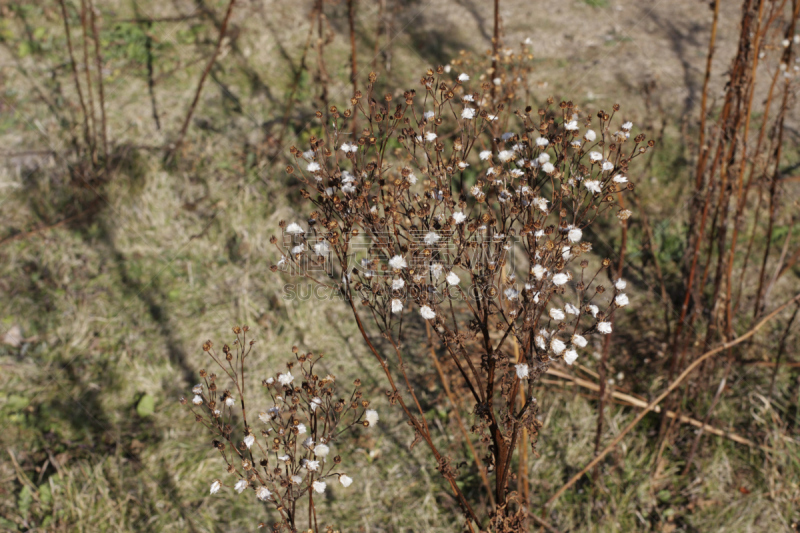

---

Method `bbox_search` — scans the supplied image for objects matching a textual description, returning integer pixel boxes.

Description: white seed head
[551,339,566,354]
[564,349,579,365]
[420,306,436,320]
[391,299,403,314]
[314,444,330,458]
[572,334,588,348]
[446,271,460,286]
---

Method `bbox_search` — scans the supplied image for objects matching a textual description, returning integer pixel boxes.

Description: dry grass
[1,0,799,531]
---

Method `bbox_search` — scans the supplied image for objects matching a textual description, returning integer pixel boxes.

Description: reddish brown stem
[546,292,800,508]
[58,0,92,155]
[88,0,108,163]
[80,0,98,164]
[347,0,358,134]
[172,0,236,154]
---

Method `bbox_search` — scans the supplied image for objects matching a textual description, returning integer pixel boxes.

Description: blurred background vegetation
[0,0,799,531]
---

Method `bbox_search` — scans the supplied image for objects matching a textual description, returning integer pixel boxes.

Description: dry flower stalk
[184,327,373,532]
[271,61,650,528]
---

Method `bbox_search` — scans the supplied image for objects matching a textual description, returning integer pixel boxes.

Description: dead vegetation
[0,0,799,531]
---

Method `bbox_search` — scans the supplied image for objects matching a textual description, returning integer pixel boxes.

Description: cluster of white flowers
[275,75,645,450]
[190,342,377,517]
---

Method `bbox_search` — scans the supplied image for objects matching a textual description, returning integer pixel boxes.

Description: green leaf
[5,394,29,411]
[18,486,32,515]
[38,483,52,506]
[136,394,155,417]
[18,41,31,58]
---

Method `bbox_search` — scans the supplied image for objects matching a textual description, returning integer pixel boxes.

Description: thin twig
[80,0,97,163]
[681,361,731,475]
[144,20,161,131]
[544,367,768,451]
[58,0,92,154]
[425,321,495,507]
[347,0,358,134]
[769,303,800,398]
[594,194,627,457]
[170,0,236,155]
[490,0,500,101]
[0,202,99,248]
[88,0,108,163]
[545,292,800,508]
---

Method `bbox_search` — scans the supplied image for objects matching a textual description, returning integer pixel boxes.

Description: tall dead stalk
[171,0,237,158]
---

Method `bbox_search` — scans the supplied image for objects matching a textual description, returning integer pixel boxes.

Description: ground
[1,0,799,531]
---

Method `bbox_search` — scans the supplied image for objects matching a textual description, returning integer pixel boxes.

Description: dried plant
[183,326,373,532]
[269,64,651,530]
[660,0,800,469]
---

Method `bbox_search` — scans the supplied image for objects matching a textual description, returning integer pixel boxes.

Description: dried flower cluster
[269,64,651,529]
[183,326,373,532]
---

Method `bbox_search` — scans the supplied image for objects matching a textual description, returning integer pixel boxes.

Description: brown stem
[769,303,800,399]
[144,21,161,131]
[345,294,480,526]
[681,361,730,475]
[58,0,92,155]
[88,0,108,163]
[80,0,97,164]
[513,335,529,505]
[426,321,495,508]
[546,292,800,508]
[693,0,720,191]
[752,0,799,318]
[594,194,627,456]
[171,0,236,154]
[490,0,500,102]
[347,0,358,134]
